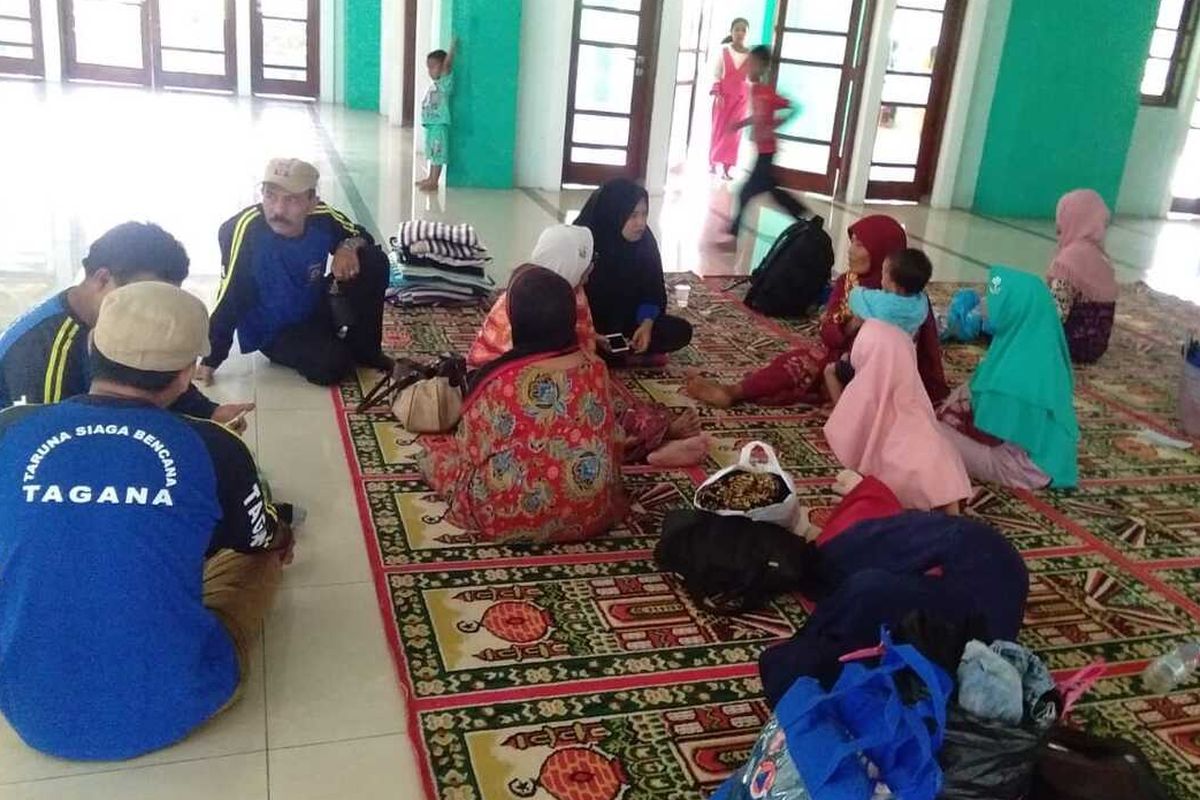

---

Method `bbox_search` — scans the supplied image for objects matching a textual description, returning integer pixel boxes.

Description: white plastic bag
[694,441,799,527]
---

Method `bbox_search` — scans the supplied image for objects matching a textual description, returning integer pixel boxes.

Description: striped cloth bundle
[388,219,494,307]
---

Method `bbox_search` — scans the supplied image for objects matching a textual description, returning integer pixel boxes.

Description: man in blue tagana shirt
[0,282,295,760]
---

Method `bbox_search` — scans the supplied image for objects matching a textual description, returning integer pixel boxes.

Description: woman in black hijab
[575,179,693,359]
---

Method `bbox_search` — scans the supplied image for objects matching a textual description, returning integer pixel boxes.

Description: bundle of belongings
[687,501,1171,800]
[388,220,494,306]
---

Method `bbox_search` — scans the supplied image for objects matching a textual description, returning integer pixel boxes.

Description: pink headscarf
[1049,189,1118,304]
[823,320,972,510]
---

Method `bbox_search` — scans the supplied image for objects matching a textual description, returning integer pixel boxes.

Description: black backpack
[654,510,819,614]
[743,215,835,317]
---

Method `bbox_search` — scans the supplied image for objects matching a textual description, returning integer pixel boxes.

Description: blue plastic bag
[715,628,952,800]
[941,289,993,342]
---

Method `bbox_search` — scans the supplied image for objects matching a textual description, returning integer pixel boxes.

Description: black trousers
[729,152,808,234]
[603,314,693,364]
[262,244,389,386]
[640,314,693,355]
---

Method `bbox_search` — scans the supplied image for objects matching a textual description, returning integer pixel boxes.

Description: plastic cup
[675,284,692,308]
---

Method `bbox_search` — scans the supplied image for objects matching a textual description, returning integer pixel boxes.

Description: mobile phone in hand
[604,333,631,354]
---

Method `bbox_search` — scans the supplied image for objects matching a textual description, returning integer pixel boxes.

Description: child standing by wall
[727,45,808,237]
[417,42,456,192]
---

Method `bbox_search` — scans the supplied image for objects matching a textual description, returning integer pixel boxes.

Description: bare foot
[414,177,429,187]
[647,434,712,468]
[712,236,738,253]
[418,180,439,193]
[684,376,735,409]
[667,408,702,440]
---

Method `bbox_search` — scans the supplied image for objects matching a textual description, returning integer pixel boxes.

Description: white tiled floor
[0,81,1198,799]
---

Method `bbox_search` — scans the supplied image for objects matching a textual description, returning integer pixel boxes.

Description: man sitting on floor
[196,158,391,387]
[0,282,295,760]
[0,221,251,429]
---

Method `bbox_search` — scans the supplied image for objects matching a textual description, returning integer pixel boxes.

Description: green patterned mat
[334,277,1200,800]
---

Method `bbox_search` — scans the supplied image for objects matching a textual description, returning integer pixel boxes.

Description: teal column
[446,0,522,188]
[761,0,778,44]
[345,0,382,111]
[973,0,1156,217]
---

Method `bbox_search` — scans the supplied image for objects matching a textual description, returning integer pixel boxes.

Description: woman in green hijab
[938,265,1080,489]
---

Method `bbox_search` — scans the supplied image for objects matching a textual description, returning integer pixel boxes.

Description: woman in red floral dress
[418,266,627,544]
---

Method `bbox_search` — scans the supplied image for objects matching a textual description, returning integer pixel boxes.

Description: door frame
[770,0,876,196]
[150,0,237,92]
[865,0,966,201]
[401,0,417,126]
[59,0,154,85]
[250,0,319,98]
[0,0,45,77]
[670,0,710,169]
[560,0,663,186]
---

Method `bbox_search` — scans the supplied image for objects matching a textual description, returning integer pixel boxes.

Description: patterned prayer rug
[333,278,1200,800]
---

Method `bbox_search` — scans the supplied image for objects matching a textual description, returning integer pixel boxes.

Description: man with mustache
[196,158,390,387]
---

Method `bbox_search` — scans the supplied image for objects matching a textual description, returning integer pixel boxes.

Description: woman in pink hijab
[1049,189,1118,363]
[824,319,972,513]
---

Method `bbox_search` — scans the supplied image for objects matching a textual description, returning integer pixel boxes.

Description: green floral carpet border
[333,277,1200,800]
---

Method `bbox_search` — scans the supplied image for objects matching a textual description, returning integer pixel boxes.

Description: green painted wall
[761,0,777,44]
[344,0,381,111]
[446,0,522,187]
[973,0,1156,217]
[439,0,455,46]
[951,0,1011,209]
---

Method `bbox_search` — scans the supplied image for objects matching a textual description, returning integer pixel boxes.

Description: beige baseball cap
[93,282,211,372]
[263,157,319,194]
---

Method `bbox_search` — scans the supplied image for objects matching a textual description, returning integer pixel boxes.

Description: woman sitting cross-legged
[467,225,706,465]
[686,214,948,408]
[824,319,972,513]
[418,266,628,544]
[575,179,694,361]
[937,266,1080,490]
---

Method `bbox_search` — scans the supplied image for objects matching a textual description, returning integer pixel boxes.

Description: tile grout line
[0,750,269,787]
[824,197,993,272]
[262,617,271,799]
[268,729,409,755]
[971,211,1146,272]
[306,105,380,242]
[279,578,377,591]
[0,728,404,787]
[520,187,567,223]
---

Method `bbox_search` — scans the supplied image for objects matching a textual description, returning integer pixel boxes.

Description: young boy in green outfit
[417,42,455,192]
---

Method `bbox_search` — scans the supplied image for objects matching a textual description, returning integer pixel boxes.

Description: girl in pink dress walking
[709,17,751,179]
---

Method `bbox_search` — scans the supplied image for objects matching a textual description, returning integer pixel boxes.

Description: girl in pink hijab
[1049,189,1118,363]
[824,319,972,513]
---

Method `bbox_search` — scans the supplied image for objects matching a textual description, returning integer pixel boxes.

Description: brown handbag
[393,375,463,433]
[357,354,467,434]
[356,358,427,414]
